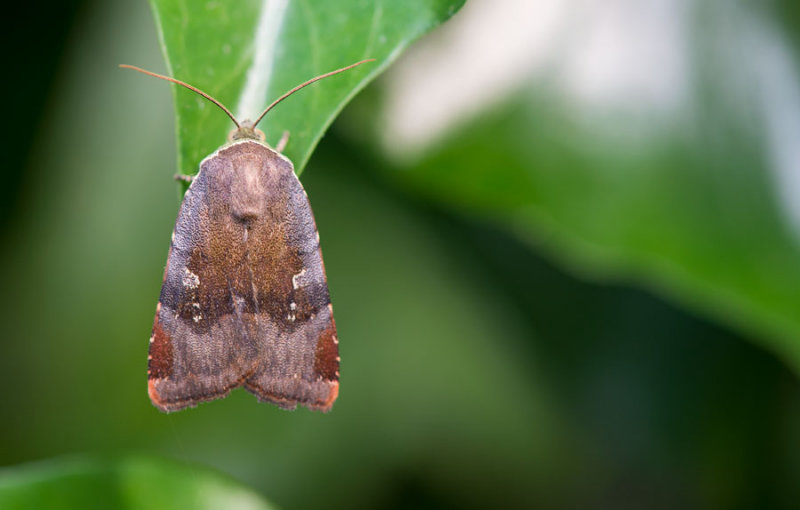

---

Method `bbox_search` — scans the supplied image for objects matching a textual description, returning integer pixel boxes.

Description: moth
[122,60,372,412]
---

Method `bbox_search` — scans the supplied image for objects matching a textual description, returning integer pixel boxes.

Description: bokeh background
[2,0,800,508]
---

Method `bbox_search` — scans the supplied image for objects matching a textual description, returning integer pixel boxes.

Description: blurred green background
[2,0,800,508]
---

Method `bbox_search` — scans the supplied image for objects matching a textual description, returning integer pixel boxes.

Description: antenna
[120,59,375,130]
[251,59,374,128]
[119,64,240,128]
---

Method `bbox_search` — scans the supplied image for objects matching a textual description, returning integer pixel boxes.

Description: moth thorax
[230,157,268,222]
[229,120,266,142]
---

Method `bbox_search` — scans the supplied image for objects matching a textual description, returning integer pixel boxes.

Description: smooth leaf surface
[148,0,464,180]
[377,1,800,371]
[0,456,276,510]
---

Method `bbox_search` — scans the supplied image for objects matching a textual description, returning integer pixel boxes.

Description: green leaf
[0,455,276,510]
[380,3,800,372]
[148,0,465,180]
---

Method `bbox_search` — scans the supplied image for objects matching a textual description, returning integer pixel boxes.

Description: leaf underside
[149,0,465,181]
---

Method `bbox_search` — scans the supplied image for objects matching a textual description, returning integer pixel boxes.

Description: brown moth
[122,60,372,412]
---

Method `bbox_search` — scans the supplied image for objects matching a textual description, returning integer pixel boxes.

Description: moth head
[120,59,375,149]
[229,120,266,142]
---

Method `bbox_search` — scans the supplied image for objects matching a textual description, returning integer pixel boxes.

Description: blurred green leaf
[381,3,800,372]
[147,0,465,180]
[0,456,276,510]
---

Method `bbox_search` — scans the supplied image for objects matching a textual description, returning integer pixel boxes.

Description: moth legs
[174,174,195,183]
[275,131,290,153]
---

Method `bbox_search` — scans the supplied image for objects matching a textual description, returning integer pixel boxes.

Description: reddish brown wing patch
[147,140,338,413]
[314,317,339,381]
[147,317,173,380]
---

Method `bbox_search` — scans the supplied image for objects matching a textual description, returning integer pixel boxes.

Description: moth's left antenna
[120,64,241,128]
